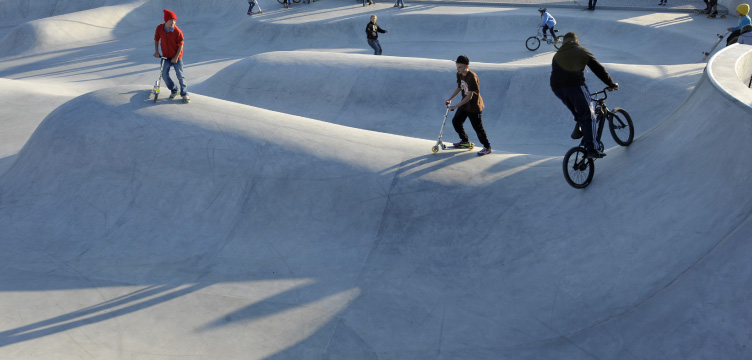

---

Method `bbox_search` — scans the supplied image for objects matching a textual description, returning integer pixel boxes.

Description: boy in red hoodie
[153,9,190,103]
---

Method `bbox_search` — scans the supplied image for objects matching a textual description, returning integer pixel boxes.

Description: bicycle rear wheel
[563,147,594,189]
[526,36,540,51]
[554,35,564,49]
[608,108,634,146]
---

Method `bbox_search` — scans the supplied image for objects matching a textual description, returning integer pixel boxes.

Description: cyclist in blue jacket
[539,8,557,42]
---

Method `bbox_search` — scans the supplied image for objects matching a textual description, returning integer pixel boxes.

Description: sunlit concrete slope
[194,50,700,155]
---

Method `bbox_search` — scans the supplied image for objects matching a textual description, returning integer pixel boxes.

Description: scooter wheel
[469,143,474,150]
[431,145,440,154]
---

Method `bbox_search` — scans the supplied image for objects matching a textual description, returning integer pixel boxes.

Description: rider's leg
[548,26,556,39]
[451,108,471,144]
[554,85,598,152]
[542,25,550,40]
[468,111,491,149]
[161,61,176,93]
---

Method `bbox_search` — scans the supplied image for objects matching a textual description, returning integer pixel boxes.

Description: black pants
[553,85,600,152]
[452,108,490,149]
[588,0,597,9]
[727,29,741,46]
[542,25,555,39]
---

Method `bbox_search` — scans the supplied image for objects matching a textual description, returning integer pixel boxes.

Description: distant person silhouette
[153,9,190,103]
[588,0,597,10]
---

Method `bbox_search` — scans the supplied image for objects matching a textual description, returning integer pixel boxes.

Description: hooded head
[737,4,750,16]
[164,9,177,23]
[563,32,578,44]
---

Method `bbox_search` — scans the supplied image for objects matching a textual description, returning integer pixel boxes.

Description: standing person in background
[247,0,262,15]
[538,7,557,42]
[707,0,720,17]
[588,0,597,10]
[445,55,492,156]
[366,15,388,55]
[394,0,406,9]
[153,9,190,103]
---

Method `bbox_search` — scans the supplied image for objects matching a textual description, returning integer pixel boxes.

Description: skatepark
[1,0,751,358]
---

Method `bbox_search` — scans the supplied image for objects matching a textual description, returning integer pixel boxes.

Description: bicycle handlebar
[590,86,618,100]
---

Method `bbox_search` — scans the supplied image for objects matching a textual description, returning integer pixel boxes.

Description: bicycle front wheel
[563,147,594,189]
[553,35,564,49]
[608,108,634,146]
[526,36,540,51]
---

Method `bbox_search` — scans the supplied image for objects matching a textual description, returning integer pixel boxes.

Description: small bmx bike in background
[562,87,634,189]
[526,27,564,51]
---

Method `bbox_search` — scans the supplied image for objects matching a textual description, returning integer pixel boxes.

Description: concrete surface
[1,0,751,359]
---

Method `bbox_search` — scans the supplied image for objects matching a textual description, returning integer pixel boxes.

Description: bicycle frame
[576,87,611,150]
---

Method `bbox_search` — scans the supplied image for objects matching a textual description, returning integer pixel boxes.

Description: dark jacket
[550,42,615,91]
[366,22,386,40]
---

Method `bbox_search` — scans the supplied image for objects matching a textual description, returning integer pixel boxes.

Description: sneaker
[586,149,604,158]
[394,4,398,6]
[169,90,179,99]
[452,141,472,148]
[247,11,252,15]
[570,125,582,139]
[477,148,492,156]
[400,5,405,8]
[182,94,191,103]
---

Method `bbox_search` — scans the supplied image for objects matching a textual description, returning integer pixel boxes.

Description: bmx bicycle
[526,27,564,51]
[562,87,634,189]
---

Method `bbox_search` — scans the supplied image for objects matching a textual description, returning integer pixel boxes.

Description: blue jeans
[395,0,404,6]
[162,58,187,96]
[368,39,382,55]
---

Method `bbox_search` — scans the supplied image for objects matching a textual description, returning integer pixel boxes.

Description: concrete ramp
[195,50,698,154]
[1,2,751,359]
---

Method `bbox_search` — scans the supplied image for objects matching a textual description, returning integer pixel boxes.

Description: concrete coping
[707,43,752,109]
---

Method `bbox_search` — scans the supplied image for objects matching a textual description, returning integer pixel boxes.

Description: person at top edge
[550,32,618,158]
[726,4,751,44]
[445,55,492,156]
[153,9,190,103]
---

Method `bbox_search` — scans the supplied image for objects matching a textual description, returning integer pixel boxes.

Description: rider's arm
[585,49,617,89]
[446,88,461,105]
[172,44,183,63]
